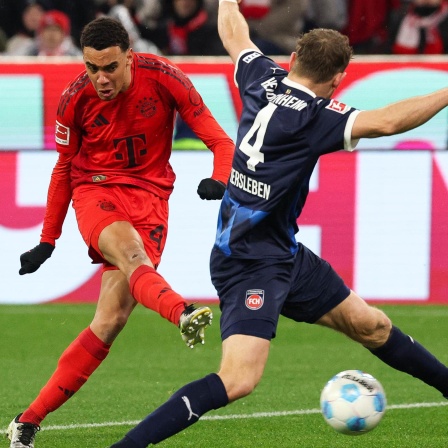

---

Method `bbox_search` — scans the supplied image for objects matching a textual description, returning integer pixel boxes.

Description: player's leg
[7,270,130,447]
[98,220,186,324]
[219,334,270,401]
[97,219,212,344]
[74,185,202,330]
[282,243,448,398]
[213,251,284,403]
[316,290,391,348]
[110,252,280,447]
[317,290,448,398]
[90,269,137,344]
[110,335,269,447]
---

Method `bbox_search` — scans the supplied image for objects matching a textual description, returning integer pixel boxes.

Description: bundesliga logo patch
[55,121,70,145]
[325,99,350,114]
[245,289,264,310]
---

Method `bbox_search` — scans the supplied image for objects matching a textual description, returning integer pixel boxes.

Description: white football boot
[179,305,213,348]
[6,414,40,448]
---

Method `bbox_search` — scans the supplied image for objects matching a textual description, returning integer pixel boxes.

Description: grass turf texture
[1,304,448,447]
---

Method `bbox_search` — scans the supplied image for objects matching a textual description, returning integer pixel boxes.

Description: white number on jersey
[240,102,277,171]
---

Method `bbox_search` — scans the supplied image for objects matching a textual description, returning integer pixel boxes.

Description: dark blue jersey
[214,50,360,259]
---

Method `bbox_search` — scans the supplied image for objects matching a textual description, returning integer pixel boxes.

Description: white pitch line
[10,401,445,433]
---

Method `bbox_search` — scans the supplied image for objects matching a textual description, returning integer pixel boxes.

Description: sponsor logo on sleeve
[325,99,350,114]
[242,52,262,64]
[245,289,265,310]
[55,121,70,145]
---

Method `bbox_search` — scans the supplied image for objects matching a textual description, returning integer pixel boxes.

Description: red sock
[129,265,186,325]
[20,327,110,426]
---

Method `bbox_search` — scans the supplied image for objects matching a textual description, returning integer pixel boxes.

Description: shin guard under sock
[129,265,186,325]
[369,326,448,397]
[124,373,229,447]
[20,327,110,425]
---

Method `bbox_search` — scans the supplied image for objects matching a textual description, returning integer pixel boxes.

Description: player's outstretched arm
[218,0,260,63]
[352,87,448,140]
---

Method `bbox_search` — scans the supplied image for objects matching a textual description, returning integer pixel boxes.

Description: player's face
[83,46,133,101]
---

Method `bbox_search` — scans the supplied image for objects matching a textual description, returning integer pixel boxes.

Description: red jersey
[40,53,234,245]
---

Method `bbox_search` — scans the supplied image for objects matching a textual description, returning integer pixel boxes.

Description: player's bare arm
[351,87,448,140]
[218,0,260,64]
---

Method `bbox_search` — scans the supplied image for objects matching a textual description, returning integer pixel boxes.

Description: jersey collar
[282,77,316,98]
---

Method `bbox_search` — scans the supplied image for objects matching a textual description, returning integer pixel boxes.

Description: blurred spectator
[305,0,348,31]
[0,0,95,50]
[240,0,308,54]
[100,0,160,53]
[46,0,97,48]
[140,0,226,56]
[342,0,402,54]
[25,10,82,56]
[5,0,47,55]
[0,0,50,40]
[390,0,448,54]
[134,0,163,30]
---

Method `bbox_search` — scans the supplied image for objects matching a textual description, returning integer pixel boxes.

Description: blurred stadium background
[1,56,448,305]
[1,54,448,447]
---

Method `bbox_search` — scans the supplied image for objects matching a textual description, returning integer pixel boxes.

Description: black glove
[19,242,55,275]
[197,178,226,200]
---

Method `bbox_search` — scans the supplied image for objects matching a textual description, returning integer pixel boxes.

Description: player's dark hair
[293,29,353,84]
[80,17,130,52]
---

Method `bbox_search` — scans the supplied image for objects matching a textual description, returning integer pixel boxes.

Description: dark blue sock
[122,373,229,447]
[369,326,448,397]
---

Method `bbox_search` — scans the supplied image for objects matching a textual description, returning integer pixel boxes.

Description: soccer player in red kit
[7,17,234,448]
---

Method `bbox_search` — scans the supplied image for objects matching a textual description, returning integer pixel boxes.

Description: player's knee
[219,372,260,402]
[228,379,257,401]
[122,248,147,268]
[108,240,152,275]
[355,309,392,348]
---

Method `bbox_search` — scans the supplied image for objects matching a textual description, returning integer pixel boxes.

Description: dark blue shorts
[210,243,350,341]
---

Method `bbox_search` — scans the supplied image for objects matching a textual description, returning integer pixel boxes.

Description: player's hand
[19,242,55,275]
[197,178,226,200]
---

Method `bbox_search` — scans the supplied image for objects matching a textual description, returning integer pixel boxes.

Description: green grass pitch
[1,303,448,447]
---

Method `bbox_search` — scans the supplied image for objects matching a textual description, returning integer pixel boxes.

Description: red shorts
[72,184,168,271]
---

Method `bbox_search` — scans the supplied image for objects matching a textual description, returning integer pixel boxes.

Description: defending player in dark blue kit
[214,53,360,339]
[110,1,448,446]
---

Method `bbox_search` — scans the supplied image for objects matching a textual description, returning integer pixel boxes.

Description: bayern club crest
[245,289,264,310]
[136,97,158,118]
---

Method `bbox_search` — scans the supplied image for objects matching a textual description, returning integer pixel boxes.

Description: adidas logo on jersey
[91,114,109,127]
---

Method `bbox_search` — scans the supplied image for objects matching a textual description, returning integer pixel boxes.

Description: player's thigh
[73,184,134,264]
[316,290,392,348]
[98,186,169,269]
[218,334,270,401]
[131,189,169,269]
[97,187,169,268]
[98,220,149,270]
[74,184,168,269]
[91,269,137,344]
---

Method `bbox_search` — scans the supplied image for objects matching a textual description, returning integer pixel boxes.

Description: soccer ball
[320,370,386,435]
